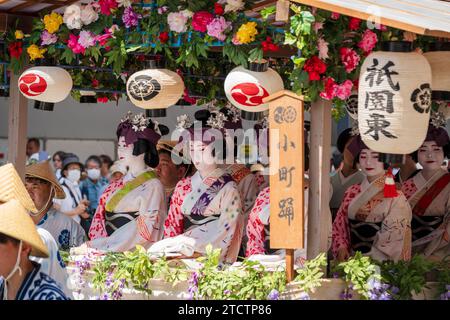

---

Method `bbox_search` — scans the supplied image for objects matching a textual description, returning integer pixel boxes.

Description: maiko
[178,304,213,318]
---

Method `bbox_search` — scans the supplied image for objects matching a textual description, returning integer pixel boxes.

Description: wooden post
[264,90,304,283]
[307,98,332,259]
[7,71,28,180]
[275,0,290,22]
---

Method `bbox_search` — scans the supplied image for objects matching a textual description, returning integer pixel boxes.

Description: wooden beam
[8,70,28,181]
[307,98,332,259]
[8,0,48,13]
[43,0,79,12]
[251,0,279,11]
[276,0,290,22]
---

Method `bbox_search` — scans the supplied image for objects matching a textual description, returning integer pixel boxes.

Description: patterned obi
[105,211,138,236]
[412,215,443,241]
[183,213,221,231]
[349,219,382,254]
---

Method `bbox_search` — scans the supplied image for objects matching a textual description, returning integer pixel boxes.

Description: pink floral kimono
[245,187,271,257]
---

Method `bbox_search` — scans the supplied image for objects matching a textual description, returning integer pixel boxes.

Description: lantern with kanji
[126,60,184,117]
[224,60,284,120]
[358,41,432,155]
[18,67,73,111]
[424,42,450,102]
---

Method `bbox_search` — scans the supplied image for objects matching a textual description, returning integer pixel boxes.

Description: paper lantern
[424,42,450,102]
[224,61,284,119]
[358,41,432,155]
[345,92,358,120]
[126,60,184,117]
[18,67,73,103]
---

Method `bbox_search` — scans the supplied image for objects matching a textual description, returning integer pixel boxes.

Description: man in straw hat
[0,199,68,300]
[25,161,86,250]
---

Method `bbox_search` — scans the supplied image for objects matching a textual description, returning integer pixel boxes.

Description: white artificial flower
[207,111,227,129]
[167,12,189,33]
[63,4,82,30]
[224,0,244,13]
[226,105,241,123]
[176,114,193,129]
[180,9,194,19]
[80,4,99,26]
[117,0,132,8]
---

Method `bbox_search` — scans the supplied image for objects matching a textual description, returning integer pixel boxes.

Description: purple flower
[391,286,399,295]
[41,30,57,46]
[78,30,95,48]
[206,16,231,41]
[332,272,339,279]
[446,285,450,291]
[122,7,141,28]
[299,292,310,300]
[157,6,168,14]
[223,289,231,295]
[267,289,279,300]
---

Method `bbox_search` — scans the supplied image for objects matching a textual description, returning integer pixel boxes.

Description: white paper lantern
[126,62,184,111]
[18,67,73,103]
[358,41,432,155]
[424,42,450,102]
[224,61,284,114]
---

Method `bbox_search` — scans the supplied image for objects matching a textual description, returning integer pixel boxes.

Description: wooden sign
[275,0,290,22]
[264,90,305,250]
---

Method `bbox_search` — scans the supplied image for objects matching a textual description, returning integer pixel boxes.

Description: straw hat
[110,161,127,176]
[0,199,49,258]
[0,163,37,213]
[157,140,191,163]
[25,161,66,199]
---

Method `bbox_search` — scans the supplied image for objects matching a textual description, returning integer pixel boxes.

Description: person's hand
[76,203,87,215]
[81,199,90,206]
[337,248,350,262]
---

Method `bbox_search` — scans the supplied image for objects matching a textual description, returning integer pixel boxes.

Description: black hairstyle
[99,155,113,169]
[336,128,353,154]
[27,138,40,148]
[131,121,169,169]
[410,144,449,163]
[355,150,390,170]
[85,155,102,167]
[0,232,20,245]
[52,151,66,162]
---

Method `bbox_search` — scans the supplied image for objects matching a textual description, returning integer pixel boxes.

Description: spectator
[26,138,48,165]
[109,161,127,183]
[99,154,113,181]
[79,155,109,233]
[52,151,66,180]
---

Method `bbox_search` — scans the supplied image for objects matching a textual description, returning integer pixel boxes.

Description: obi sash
[349,219,382,254]
[105,211,139,236]
[181,172,233,230]
[412,173,450,217]
[412,215,444,241]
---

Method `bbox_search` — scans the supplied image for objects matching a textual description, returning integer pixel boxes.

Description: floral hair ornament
[116,111,162,145]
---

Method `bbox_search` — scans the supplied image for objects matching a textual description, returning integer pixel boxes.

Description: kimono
[157,168,243,262]
[86,169,167,252]
[38,208,86,250]
[330,170,365,219]
[332,176,412,262]
[54,177,83,224]
[0,262,68,300]
[401,169,450,259]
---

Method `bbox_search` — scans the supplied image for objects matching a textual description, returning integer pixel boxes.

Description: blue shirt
[80,177,109,214]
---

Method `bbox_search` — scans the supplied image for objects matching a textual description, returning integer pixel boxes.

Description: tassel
[384,168,398,198]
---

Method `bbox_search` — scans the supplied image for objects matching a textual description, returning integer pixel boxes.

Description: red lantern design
[19,73,48,97]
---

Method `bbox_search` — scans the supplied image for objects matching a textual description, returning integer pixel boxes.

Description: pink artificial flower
[98,0,117,16]
[358,29,378,53]
[67,34,85,54]
[340,47,360,73]
[331,12,340,20]
[317,38,329,60]
[122,6,141,28]
[192,11,214,33]
[375,24,387,31]
[167,12,189,33]
[78,30,96,48]
[335,80,353,100]
[41,30,58,46]
[232,34,241,45]
[96,33,112,46]
[206,16,231,41]
[349,17,361,31]
[313,22,323,33]
[157,6,168,14]
[320,77,338,100]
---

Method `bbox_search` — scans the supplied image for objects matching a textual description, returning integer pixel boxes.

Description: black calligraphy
[278,134,296,152]
[365,59,400,91]
[278,197,294,226]
[279,166,296,187]
[364,113,398,141]
[364,90,395,113]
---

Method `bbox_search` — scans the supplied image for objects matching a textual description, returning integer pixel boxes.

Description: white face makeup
[117,136,135,167]
[418,140,444,171]
[189,140,216,172]
[359,149,385,177]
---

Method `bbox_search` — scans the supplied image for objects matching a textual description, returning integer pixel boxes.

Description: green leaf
[261,6,276,20]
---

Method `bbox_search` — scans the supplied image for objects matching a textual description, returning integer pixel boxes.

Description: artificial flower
[67,34,85,54]
[319,77,337,100]
[15,30,24,40]
[27,44,47,61]
[317,38,329,60]
[44,12,63,34]
[303,56,327,81]
[340,47,360,73]
[63,4,82,29]
[92,79,100,88]
[231,34,241,45]
[8,42,22,59]
[330,12,340,20]
[261,37,279,52]
[313,22,323,33]
[225,0,244,13]
[214,3,224,15]
[96,33,112,46]
[335,80,353,100]
[98,0,118,16]
[78,30,96,48]
[122,7,141,28]
[167,12,189,33]
[41,30,58,46]
[358,29,377,53]
[81,4,99,26]
[108,24,120,36]
[206,16,231,41]
[117,0,132,8]
[159,31,169,44]
[97,97,109,103]
[349,17,361,31]
[236,21,258,44]
[157,6,168,14]
[192,11,214,33]
[180,9,194,19]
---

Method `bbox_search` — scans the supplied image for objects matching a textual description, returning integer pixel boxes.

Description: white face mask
[3,241,23,300]
[87,168,101,180]
[67,169,81,183]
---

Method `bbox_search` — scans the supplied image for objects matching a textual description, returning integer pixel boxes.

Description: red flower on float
[159,31,169,44]
[98,0,118,16]
[303,56,327,81]
[192,11,214,33]
[348,17,361,31]
[8,42,23,59]
[67,34,85,55]
[261,37,279,52]
[339,47,360,73]
[214,3,224,15]
[97,97,108,103]
[92,79,99,88]
[319,77,338,100]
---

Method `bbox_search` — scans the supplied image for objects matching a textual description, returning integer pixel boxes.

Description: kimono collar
[360,175,385,193]
[191,167,225,188]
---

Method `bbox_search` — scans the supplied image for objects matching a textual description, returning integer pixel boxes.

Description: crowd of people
[0,106,449,300]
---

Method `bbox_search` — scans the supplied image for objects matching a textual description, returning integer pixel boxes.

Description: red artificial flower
[261,37,279,52]
[339,47,360,73]
[192,11,214,33]
[136,54,146,62]
[348,17,361,31]
[319,77,338,100]
[331,12,340,20]
[214,3,224,15]
[98,0,118,16]
[67,34,85,55]
[8,41,23,59]
[159,31,169,44]
[92,79,99,88]
[97,97,109,103]
[95,33,112,46]
[303,56,327,81]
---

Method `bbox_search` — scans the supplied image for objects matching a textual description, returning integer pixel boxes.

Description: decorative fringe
[384,168,398,198]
